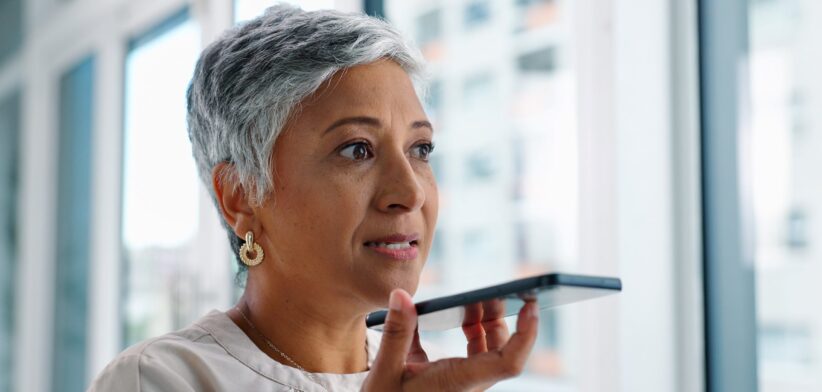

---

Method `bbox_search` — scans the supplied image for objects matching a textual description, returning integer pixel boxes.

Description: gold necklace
[234,306,369,391]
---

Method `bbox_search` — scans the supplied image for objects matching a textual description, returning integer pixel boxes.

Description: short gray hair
[186,4,427,272]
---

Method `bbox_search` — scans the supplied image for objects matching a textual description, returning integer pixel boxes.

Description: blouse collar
[195,310,380,392]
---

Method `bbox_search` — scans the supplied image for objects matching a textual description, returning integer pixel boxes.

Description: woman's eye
[411,142,435,161]
[339,142,373,161]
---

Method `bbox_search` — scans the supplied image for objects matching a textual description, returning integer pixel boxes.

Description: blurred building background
[0,0,819,391]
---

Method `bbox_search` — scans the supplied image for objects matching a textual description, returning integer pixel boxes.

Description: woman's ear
[212,162,255,236]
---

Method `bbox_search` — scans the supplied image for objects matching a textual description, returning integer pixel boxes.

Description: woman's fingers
[463,323,487,356]
[462,299,510,355]
[462,302,487,355]
[367,289,417,385]
[407,328,430,363]
[403,301,540,391]
[455,301,539,384]
[367,298,539,392]
[480,299,509,351]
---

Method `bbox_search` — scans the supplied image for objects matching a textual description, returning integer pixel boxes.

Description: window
[424,79,443,120]
[464,0,491,30]
[416,9,443,47]
[122,10,226,347]
[514,0,558,32]
[53,55,95,392]
[0,0,22,66]
[461,73,496,113]
[517,47,556,73]
[759,324,813,366]
[749,0,822,390]
[702,0,822,390]
[0,91,20,392]
[464,150,496,182]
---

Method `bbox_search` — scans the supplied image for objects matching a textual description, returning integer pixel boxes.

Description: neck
[230,273,370,374]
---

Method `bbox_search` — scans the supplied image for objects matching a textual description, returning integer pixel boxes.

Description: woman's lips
[366,244,419,260]
[364,234,420,260]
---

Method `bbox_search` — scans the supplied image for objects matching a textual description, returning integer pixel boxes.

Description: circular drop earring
[239,231,264,266]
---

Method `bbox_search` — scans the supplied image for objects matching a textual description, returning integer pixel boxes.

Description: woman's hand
[361,289,539,392]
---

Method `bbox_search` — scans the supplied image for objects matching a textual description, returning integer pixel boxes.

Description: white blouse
[88,310,382,392]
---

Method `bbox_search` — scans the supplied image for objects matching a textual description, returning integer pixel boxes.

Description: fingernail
[530,303,539,319]
[389,291,402,311]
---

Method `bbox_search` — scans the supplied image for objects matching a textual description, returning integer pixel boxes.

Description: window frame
[52,54,96,392]
[0,89,21,392]
[698,0,760,391]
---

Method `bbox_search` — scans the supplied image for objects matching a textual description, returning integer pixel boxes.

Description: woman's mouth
[364,234,420,260]
[365,241,416,249]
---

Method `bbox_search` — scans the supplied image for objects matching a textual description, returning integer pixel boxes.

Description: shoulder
[88,316,220,392]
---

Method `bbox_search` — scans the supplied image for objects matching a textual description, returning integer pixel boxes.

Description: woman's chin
[361,272,421,308]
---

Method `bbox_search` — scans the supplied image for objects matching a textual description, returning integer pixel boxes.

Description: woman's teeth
[368,242,412,249]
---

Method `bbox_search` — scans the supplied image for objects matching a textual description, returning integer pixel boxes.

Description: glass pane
[234,0,335,23]
[749,1,822,391]
[385,0,580,389]
[0,91,20,392]
[54,56,95,392]
[0,0,23,65]
[122,15,208,346]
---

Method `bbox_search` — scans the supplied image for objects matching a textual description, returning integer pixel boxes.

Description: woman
[90,5,538,391]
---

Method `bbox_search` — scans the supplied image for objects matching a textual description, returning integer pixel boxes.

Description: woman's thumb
[370,289,417,377]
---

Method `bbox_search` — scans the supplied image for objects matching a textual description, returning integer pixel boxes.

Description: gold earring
[239,231,264,267]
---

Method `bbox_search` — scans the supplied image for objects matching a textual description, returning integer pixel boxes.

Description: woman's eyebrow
[412,120,434,133]
[323,116,434,135]
[323,116,381,135]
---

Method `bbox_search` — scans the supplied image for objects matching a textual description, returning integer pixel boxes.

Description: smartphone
[366,273,621,331]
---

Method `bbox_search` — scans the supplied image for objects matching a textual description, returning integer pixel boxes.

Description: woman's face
[254,60,438,310]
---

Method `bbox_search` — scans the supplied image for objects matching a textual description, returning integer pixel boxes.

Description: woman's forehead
[297,61,425,125]
[318,61,413,98]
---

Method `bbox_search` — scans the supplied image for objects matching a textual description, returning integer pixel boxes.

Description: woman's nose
[375,152,426,213]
